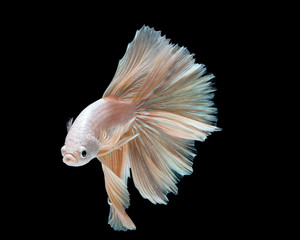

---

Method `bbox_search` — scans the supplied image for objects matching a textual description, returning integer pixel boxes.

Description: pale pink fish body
[61,26,220,231]
[62,98,136,166]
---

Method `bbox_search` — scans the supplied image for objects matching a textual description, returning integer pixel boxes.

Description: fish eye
[61,146,66,157]
[81,150,87,158]
[80,146,87,158]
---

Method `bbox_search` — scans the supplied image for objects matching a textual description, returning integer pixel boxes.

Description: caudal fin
[103,25,220,217]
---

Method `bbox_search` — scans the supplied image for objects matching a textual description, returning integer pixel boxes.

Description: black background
[6,4,270,238]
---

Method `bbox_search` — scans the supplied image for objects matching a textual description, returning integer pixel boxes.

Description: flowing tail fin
[102,26,220,229]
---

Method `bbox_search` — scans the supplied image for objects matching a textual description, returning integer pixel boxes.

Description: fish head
[61,132,99,167]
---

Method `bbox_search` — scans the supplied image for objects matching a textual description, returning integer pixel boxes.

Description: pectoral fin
[97,133,139,157]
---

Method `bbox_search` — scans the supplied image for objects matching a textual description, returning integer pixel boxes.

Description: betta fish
[61,26,220,231]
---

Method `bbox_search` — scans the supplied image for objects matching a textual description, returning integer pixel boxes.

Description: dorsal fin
[103,26,169,100]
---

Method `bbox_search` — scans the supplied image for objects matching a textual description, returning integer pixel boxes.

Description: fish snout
[63,154,78,166]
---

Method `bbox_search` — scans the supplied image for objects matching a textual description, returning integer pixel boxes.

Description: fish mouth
[63,153,78,166]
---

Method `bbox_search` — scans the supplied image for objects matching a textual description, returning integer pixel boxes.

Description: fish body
[61,26,220,230]
[62,98,136,166]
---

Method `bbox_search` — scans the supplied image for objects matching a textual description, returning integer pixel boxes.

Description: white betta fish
[61,26,220,231]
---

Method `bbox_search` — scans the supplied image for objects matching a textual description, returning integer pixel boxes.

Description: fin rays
[101,25,219,230]
[100,145,135,231]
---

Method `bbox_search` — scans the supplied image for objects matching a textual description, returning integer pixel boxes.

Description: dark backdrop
[9,6,259,238]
